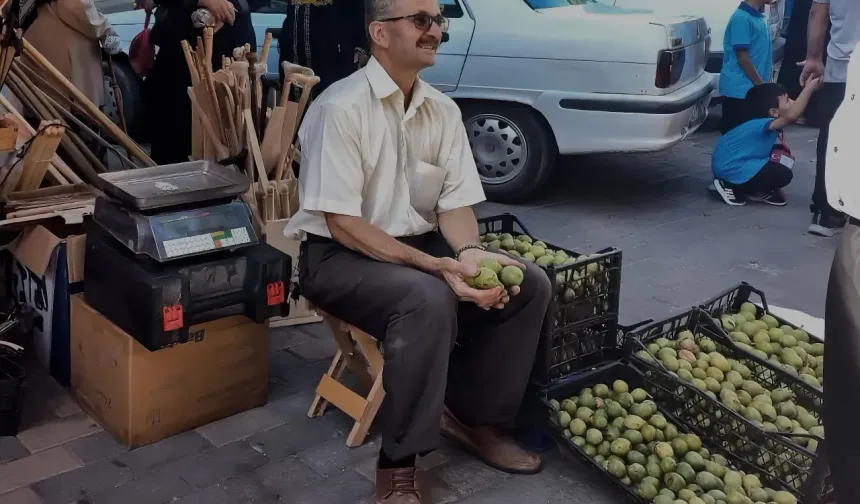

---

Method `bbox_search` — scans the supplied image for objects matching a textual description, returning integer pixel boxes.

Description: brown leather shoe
[441,407,542,475]
[377,466,422,503]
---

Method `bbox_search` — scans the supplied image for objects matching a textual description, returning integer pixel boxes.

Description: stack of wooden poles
[183,28,319,231]
[0,36,154,226]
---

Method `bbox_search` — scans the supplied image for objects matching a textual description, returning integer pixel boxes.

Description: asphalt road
[477,113,835,326]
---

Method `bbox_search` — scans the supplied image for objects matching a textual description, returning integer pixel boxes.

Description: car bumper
[535,71,715,155]
[708,36,786,100]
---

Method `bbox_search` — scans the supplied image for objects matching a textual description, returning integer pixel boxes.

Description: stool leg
[346,369,385,448]
[308,350,347,418]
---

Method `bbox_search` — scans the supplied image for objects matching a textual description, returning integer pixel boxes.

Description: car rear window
[525,0,596,8]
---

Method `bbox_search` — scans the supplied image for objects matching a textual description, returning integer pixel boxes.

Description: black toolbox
[84,227,290,350]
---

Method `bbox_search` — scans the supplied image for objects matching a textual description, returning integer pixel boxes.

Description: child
[719,0,774,133]
[712,79,822,206]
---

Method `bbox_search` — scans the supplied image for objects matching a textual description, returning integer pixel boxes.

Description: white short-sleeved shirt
[284,57,486,239]
[813,0,860,83]
[825,41,860,218]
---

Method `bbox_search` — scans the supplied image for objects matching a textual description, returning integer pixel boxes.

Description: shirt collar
[365,56,430,114]
[738,2,765,17]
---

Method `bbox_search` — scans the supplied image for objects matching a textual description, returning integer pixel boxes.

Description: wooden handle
[181,40,200,85]
[287,72,321,89]
[260,32,272,63]
[203,27,214,70]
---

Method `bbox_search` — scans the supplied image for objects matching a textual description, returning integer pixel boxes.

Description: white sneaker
[713,179,745,206]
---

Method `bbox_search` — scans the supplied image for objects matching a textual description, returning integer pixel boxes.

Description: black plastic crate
[0,352,26,436]
[700,282,824,345]
[541,359,765,504]
[699,282,824,403]
[477,213,622,385]
[623,309,830,502]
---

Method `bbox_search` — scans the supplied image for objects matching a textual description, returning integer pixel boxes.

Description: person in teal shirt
[719,0,774,133]
[712,80,821,206]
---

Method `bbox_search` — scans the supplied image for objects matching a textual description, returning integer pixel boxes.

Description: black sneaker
[748,190,787,206]
[808,211,846,237]
[713,179,745,206]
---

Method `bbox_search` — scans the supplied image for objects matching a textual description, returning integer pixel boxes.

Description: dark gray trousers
[298,232,552,461]
[825,222,860,503]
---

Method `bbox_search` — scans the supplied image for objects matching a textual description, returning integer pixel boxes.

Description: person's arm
[770,76,823,129]
[807,1,829,64]
[727,16,763,85]
[799,0,829,85]
[736,50,764,85]
[301,102,441,272]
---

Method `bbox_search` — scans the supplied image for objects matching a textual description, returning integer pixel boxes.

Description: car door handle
[266,27,283,40]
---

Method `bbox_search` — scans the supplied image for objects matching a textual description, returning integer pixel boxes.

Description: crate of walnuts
[476,213,622,387]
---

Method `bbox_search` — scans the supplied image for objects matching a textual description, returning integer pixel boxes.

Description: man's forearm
[736,51,764,85]
[806,2,829,62]
[438,207,481,254]
[325,214,439,272]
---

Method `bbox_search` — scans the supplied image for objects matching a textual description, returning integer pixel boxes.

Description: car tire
[460,102,557,203]
[103,57,145,144]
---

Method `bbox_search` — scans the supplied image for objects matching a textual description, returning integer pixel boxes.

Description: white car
[605,0,785,101]
[108,0,713,201]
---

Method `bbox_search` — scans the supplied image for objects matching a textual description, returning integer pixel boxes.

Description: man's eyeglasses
[378,12,449,33]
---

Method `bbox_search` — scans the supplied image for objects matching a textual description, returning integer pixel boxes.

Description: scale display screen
[93,197,259,262]
[150,203,258,261]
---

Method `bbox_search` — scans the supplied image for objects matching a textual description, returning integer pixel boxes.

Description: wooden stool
[308,312,385,447]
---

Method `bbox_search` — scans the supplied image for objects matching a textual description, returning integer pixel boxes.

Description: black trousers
[298,232,551,461]
[825,222,860,503]
[811,82,847,216]
[721,98,748,134]
[728,161,794,194]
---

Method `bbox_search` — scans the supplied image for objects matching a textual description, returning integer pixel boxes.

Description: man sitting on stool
[285,0,552,502]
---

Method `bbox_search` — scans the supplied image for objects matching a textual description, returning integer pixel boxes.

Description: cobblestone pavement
[0,117,835,504]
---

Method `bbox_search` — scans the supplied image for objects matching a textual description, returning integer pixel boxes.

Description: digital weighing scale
[85,161,291,351]
[93,160,258,263]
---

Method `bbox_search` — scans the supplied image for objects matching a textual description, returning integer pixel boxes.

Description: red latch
[267,281,285,306]
[162,304,184,331]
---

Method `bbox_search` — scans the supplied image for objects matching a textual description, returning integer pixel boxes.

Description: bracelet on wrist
[455,244,485,260]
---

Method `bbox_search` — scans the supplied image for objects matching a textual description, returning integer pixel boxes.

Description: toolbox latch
[267,281,285,306]
[162,304,184,331]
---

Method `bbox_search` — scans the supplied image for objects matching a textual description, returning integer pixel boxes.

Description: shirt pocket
[409,160,447,216]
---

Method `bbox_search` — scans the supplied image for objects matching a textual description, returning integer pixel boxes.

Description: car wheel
[103,57,145,144]
[461,102,556,203]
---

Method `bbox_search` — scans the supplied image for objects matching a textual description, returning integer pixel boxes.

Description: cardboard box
[70,295,268,448]
[9,224,85,387]
[265,219,322,327]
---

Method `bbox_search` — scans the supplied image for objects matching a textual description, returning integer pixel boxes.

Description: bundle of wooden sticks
[183,28,320,230]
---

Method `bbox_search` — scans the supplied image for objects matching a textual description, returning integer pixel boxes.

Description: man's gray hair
[365,0,396,24]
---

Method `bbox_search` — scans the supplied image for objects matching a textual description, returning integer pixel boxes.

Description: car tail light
[655,49,686,89]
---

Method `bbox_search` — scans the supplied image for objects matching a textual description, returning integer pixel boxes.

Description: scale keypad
[162,227,252,258]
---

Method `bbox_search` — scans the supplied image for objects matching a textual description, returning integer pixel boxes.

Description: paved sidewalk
[0,119,836,504]
[0,322,619,504]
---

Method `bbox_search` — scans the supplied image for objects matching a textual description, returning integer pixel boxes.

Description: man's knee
[397,272,459,319]
[383,273,458,357]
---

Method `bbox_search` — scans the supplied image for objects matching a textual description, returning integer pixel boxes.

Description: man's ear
[368,22,388,49]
